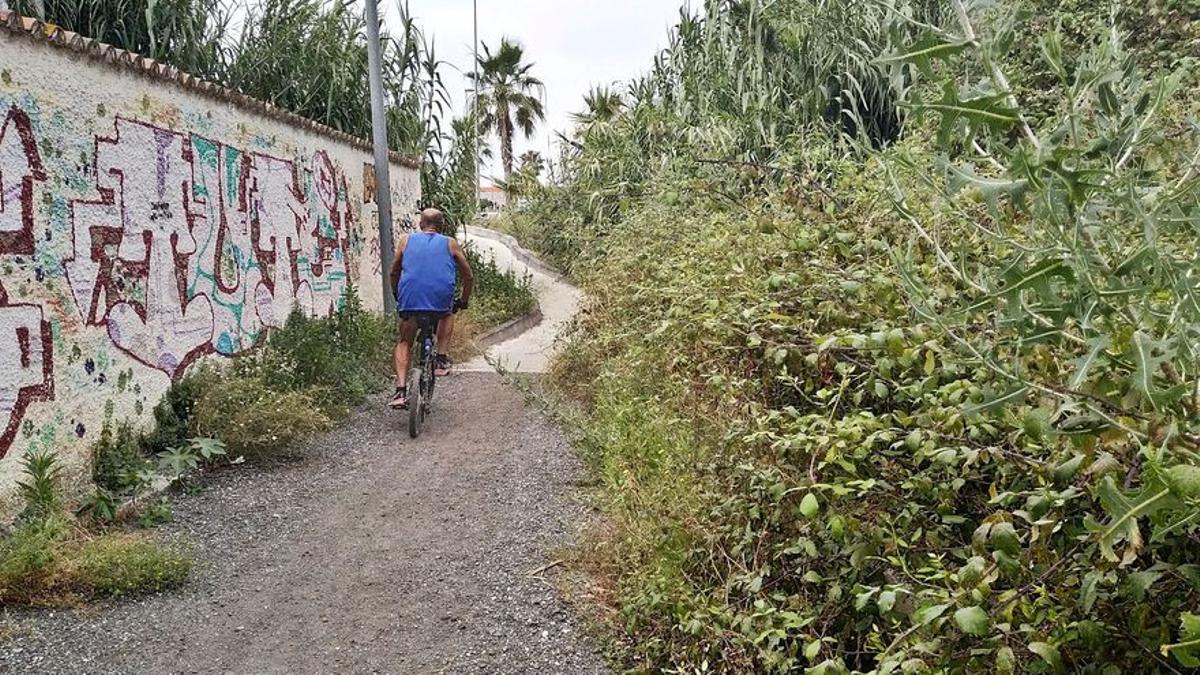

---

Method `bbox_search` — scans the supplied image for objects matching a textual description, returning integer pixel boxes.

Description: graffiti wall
[0,18,420,518]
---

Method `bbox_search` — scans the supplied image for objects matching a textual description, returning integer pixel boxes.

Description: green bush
[193,375,331,457]
[463,243,536,328]
[234,288,394,420]
[140,366,220,456]
[93,367,222,499]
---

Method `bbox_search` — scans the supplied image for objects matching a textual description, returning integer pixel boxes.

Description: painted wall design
[0,27,419,517]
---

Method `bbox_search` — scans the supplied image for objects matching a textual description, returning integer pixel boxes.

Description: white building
[479,185,507,218]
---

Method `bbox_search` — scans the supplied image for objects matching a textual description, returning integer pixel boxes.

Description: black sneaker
[435,354,452,377]
[388,386,408,409]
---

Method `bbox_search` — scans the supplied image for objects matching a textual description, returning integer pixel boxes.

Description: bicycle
[405,312,441,438]
[403,298,465,438]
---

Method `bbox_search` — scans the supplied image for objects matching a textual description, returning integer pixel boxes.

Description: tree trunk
[498,101,513,179]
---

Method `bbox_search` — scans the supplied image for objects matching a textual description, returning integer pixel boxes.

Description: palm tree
[469,37,545,179]
[518,151,544,178]
[572,86,624,127]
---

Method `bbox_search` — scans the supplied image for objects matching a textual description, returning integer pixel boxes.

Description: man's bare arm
[449,239,474,303]
[388,234,408,300]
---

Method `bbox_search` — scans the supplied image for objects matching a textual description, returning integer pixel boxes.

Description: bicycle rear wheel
[423,336,437,410]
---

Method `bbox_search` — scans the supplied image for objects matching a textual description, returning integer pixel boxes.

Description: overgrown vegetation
[1,452,191,606]
[507,0,1200,671]
[10,0,441,158]
[463,244,536,330]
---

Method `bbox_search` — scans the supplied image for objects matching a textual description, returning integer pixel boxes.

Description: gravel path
[0,373,608,674]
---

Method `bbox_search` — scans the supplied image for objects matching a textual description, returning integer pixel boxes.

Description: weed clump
[186,289,388,455]
[0,452,191,606]
[141,365,220,455]
[92,420,151,495]
[194,376,331,456]
[0,518,191,605]
[70,533,192,598]
[0,516,68,602]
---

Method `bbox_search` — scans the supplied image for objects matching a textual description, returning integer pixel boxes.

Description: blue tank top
[397,232,456,312]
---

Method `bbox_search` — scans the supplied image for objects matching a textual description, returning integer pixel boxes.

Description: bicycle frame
[407,313,441,438]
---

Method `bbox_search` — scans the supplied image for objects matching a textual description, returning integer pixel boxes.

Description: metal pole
[472,0,480,221]
[364,0,396,313]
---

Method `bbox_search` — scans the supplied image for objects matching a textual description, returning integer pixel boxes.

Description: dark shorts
[397,310,450,320]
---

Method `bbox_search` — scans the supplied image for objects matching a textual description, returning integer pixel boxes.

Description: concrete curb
[476,307,544,348]
[460,225,566,282]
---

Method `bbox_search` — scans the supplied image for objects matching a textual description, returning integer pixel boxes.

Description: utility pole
[472,0,480,222]
[364,0,396,313]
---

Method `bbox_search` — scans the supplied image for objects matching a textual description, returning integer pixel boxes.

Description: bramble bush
[510,0,1200,672]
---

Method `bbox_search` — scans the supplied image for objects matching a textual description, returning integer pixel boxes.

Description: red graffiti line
[184,135,279,355]
[0,104,45,255]
[0,281,54,459]
[186,134,253,298]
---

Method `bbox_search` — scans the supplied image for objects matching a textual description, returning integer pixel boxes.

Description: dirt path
[0,373,608,674]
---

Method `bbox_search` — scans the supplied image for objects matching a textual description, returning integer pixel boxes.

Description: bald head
[419,208,445,232]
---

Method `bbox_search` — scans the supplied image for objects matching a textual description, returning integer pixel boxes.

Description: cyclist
[388,208,474,409]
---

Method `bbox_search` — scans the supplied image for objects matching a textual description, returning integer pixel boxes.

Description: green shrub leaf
[953,606,989,636]
[914,602,950,626]
[1161,613,1200,667]
[799,493,820,518]
[1028,641,1064,673]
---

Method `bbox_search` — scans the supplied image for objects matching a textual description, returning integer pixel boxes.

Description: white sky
[387,0,684,185]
